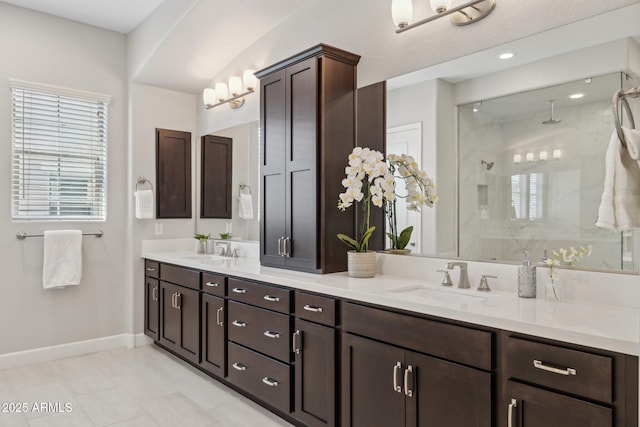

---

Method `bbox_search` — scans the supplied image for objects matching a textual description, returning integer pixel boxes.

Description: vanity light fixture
[203,69,258,110]
[392,0,496,33]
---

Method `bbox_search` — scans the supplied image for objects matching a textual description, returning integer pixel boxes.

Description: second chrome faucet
[445,261,470,289]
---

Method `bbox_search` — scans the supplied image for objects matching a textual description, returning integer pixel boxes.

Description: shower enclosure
[458,72,639,272]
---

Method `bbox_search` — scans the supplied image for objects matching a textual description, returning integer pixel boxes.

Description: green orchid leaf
[358,226,376,251]
[396,226,413,249]
[337,233,359,251]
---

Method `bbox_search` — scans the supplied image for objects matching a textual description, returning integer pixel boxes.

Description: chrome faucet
[216,241,232,257]
[445,261,470,289]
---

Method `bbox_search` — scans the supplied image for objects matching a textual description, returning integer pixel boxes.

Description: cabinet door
[176,286,200,364]
[156,128,192,218]
[260,70,287,267]
[200,294,225,377]
[144,277,159,340]
[342,334,405,427]
[506,380,612,427]
[293,319,336,427]
[406,351,491,427]
[284,57,318,271]
[201,135,232,218]
[159,282,180,351]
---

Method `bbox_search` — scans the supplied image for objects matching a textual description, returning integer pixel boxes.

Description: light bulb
[202,88,216,107]
[430,0,452,13]
[553,149,562,159]
[539,151,548,161]
[391,0,412,28]
[229,76,243,97]
[214,83,228,102]
[526,152,535,162]
[513,154,522,164]
[243,69,257,92]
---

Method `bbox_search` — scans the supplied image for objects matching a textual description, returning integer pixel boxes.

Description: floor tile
[140,392,219,427]
[76,386,145,426]
[27,406,94,427]
[106,414,160,427]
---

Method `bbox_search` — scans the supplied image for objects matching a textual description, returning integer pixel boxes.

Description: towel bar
[239,184,252,195]
[135,177,153,192]
[16,230,104,240]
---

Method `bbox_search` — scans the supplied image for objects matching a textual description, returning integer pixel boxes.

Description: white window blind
[11,79,110,221]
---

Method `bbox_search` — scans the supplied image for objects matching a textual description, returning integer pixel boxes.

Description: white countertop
[143,251,640,356]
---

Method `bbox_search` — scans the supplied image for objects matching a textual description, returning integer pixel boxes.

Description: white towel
[596,128,640,231]
[43,230,83,289]
[135,189,154,219]
[238,193,254,220]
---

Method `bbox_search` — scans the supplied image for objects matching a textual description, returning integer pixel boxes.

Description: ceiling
[0,0,165,33]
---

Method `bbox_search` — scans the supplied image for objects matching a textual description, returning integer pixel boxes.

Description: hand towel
[596,127,640,231]
[43,230,83,289]
[238,193,254,220]
[135,189,154,219]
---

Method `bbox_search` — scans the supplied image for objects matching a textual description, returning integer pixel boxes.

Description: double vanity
[142,246,638,427]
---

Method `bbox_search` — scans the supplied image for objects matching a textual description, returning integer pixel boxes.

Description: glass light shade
[229,76,243,96]
[513,154,522,164]
[526,152,535,162]
[430,0,452,13]
[539,150,548,161]
[214,82,228,102]
[391,0,412,28]
[553,149,562,159]
[203,88,216,106]
[243,69,257,92]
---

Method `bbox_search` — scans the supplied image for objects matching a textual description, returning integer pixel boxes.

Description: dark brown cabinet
[201,135,232,218]
[159,281,200,364]
[342,333,491,427]
[156,128,192,218]
[256,44,360,273]
[144,277,159,340]
[201,294,225,377]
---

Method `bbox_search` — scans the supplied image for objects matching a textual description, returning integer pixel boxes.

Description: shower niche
[458,72,639,271]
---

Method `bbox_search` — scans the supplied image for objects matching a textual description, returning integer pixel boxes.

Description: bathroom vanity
[142,249,638,427]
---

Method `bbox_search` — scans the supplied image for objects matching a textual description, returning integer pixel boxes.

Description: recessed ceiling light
[498,52,515,60]
[569,93,585,99]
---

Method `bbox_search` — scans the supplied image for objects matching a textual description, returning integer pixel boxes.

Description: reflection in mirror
[196,121,260,242]
[459,72,639,271]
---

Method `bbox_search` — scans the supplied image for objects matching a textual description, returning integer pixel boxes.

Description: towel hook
[239,184,252,195]
[135,177,153,192]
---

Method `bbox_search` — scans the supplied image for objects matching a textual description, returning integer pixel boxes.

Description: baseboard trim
[0,333,152,370]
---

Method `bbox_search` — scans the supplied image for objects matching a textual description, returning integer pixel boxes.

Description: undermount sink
[182,255,229,264]
[387,284,490,305]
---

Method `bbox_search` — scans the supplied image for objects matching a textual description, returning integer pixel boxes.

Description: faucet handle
[478,275,497,292]
[436,270,453,287]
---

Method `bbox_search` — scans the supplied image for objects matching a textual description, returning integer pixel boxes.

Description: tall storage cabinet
[256,44,360,273]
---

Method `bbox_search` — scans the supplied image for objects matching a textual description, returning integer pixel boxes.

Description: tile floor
[0,345,294,427]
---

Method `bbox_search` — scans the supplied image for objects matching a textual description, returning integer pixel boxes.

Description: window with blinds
[11,80,110,221]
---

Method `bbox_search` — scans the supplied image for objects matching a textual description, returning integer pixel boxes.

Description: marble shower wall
[459,79,637,271]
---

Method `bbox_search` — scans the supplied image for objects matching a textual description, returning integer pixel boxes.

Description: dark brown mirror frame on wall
[156,128,192,219]
[200,135,233,219]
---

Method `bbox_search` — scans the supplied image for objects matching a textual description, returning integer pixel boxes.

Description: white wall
[129,83,197,333]
[0,4,128,355]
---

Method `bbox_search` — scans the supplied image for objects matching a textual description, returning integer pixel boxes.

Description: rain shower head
[542,100,561,125]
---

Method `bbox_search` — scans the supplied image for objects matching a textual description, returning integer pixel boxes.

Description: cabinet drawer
[228,278,291,314]
[160,264,200,290]
[228,301,291,363]
[295,292,337,326]
[144,260,159,278]
[202,272,226,296]
[505,336,613,403]
[227,342,291,414]
[342,302,492,370]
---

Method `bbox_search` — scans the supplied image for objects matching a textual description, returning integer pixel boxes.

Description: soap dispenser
[517,251,536,298]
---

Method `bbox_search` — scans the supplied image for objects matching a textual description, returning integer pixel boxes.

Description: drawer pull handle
[146,267,156,272]
[393,361,402,393]
[533,359,577,376]
[152,286,158,301]
[232,288,247,294]
[262,377,279,387]
[232,363,247,371]
[205,281,219,287]
[175,293,181,310]
[216,307,224,326]
[508,398,517,427]
[293,330,302,355]
[264,331,280,339]
[232,320,246,328]
[303,304,323,313]
[404,365,414,397]
[263,295,281,302]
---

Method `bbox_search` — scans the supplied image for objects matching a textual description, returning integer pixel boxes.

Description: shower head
[480,160,494,170]
[542,100,561,125]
